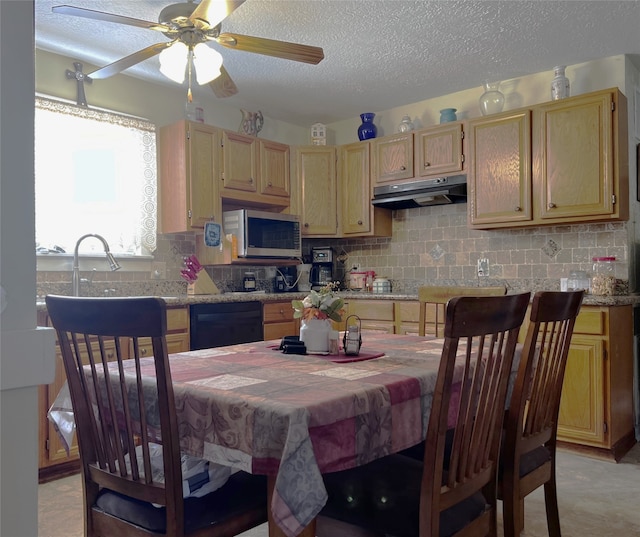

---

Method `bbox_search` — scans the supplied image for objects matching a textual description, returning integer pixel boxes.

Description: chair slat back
[419,292,530,535]
[508,291,584,448]
[45,295,183,526]
[418,285,507,337]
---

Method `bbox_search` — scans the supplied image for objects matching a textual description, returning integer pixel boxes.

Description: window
[35,97,157,256]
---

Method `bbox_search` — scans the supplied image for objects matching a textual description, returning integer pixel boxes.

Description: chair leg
[543,476,561,537]
[501,486,524,537]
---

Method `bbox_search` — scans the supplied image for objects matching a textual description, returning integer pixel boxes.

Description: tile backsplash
[38,203,631,297]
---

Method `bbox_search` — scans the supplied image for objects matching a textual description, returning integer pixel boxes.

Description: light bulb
[193,43,223,85]
[159,41,188,83]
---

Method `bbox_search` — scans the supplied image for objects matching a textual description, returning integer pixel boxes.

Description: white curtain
[35,97,157,254]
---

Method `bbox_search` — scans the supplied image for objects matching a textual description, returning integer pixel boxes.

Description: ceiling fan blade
[52,5,171,32]
[209,65,238,98]
[88,43,173,80]
[190,0,246,30]
[216,33,324,64]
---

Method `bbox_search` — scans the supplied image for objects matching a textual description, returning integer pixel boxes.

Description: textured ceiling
[35,0,640,126]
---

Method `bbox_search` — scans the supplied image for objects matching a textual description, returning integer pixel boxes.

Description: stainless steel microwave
[222,209,301,259]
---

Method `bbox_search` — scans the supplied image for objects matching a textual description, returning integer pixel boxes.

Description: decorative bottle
[479,81,505,116]
[357,113,377,141]
[550,65,570,100]
[439,108,457,123]
[398,115,414,133]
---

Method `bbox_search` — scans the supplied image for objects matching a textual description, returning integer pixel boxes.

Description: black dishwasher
[190,302,263,350]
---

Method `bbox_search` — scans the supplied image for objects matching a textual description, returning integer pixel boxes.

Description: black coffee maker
[310,247,335,290]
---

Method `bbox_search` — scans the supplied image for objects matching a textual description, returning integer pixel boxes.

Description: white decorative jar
[299,318,332,353]
[550,65,570,100]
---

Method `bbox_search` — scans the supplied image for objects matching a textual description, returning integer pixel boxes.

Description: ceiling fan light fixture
[193,43,223,84]
[159,41,188,83]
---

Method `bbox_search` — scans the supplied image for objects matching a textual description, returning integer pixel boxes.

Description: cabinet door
[535,91,615,220]
[414,123,464,178]
[259,139,290,198]
[296,146,338,236]
[340,142,372,235]
[189,123,221,227]
[159,121,220,233]
[468,110,532,227]
[373,133,414,184]
[557,335,605,446]
[222,130,258,193]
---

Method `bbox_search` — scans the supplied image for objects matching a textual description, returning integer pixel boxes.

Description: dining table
[50,331,520,537]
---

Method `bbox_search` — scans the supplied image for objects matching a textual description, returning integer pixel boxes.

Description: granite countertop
[36,290,640,311]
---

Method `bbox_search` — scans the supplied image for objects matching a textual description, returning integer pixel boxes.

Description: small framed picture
[204,221,221,247]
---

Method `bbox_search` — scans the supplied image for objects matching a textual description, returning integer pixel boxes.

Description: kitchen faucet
[72,234,121,296]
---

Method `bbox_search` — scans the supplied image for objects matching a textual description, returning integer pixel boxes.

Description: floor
[39,443,640,537]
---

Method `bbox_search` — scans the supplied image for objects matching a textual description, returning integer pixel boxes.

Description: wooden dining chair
[45,295,268,537]
[499,290,584,537]
[316,292,531,537]
[418,285,507,337]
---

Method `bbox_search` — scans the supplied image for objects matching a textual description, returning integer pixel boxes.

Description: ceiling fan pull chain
[187,47,194,103]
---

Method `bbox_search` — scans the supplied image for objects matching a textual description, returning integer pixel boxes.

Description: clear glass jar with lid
[567,270,590,292]
[591,256,616,296]
[243,271,256,292]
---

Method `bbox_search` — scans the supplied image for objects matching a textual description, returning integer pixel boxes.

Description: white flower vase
[299,318,332,353]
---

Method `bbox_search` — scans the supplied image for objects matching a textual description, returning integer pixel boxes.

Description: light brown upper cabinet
[373,132,414,184]
[414,122,465,179]
[259,139,290,198]
[340,141,392,237]
[220,130,290,208]
[468,110,533,227]
[292,145,339,236]
[534,89,628,223]
[468,88,628,229]
[158,121,222,233]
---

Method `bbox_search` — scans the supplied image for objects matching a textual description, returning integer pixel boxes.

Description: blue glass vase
[439,108,457,124]
[357,112,377,141]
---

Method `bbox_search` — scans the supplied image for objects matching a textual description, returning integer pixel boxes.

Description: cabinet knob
[514,206,521,212]
[400,166,406,171]
[424,162,430,168]
[548,202,557,209]
[107,352,114,360]
[279,309,284,314]
[249,178,254,184]
[304,222,309,228]
[141,348,148,356]
[268,181,273,186]
[358,220,363,225]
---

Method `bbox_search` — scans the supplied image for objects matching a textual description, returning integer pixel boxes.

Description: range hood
[372,175,467,209]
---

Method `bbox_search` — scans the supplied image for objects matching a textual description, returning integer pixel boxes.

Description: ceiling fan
[52,0,325,99]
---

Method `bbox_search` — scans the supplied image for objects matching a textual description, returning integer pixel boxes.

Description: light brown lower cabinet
[345,298,636,460]
[38,306,190,481]
[263,301,299,341]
